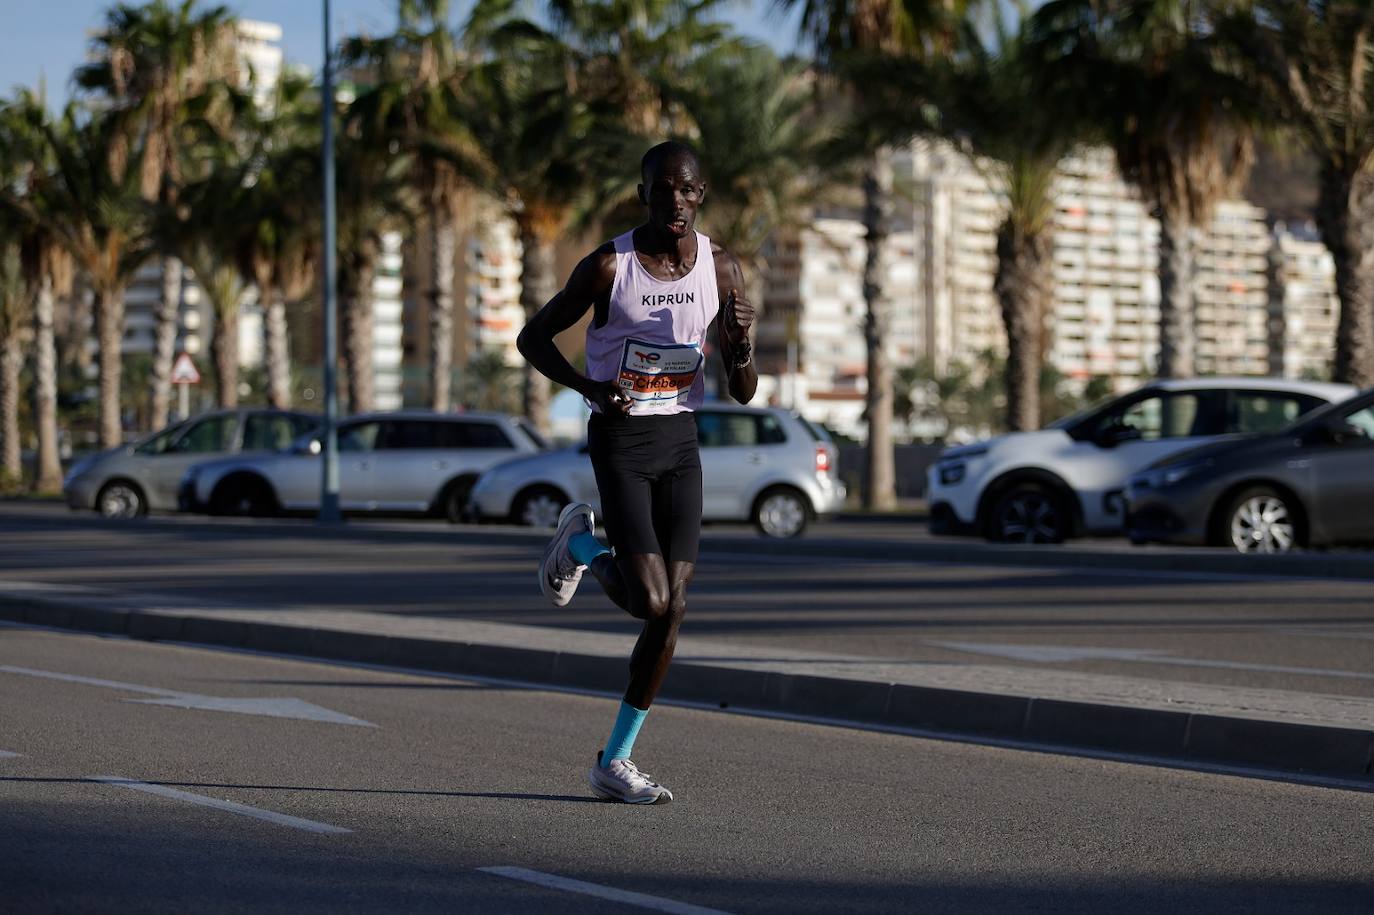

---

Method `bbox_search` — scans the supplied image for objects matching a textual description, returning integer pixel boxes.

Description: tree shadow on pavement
[0,775,601,804]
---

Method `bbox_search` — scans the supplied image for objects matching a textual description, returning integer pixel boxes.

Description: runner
[516,140,757,804]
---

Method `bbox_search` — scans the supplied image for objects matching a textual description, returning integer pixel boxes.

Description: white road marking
[0,665,374,727]
[929,640,1374,682]
[479,866,734,915]
[0,665,170,695]
[0,750,20,759]
[89,776,351,834]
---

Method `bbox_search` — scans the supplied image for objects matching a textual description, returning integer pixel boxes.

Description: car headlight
[938,462,966,486]
[1161,460,1212,487]
[62,455,98,488]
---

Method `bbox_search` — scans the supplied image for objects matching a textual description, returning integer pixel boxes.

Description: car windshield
[796,415,834,443]
[516,418,550,450]
[1044,392,1125,431]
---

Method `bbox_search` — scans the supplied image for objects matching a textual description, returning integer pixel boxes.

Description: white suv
[927,378,1355,543]
[467,405,846,537]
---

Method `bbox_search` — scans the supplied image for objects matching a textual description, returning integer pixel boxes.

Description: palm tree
[1033,0,1255,379]
[852,10,1083,430]
[346,0,486,412]
[1214,0,1374,386]
[0,92,72,492]
[461,26,635,433]
[334,105,415,414]
[779,0,964,509]
[540,0,743,136]
[678,45,839,385]
[12,104,154,447]
[76,0,238,430]
[0,244,23,484]
[235,73,320,410]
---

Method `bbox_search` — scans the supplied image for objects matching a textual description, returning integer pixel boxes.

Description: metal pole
[318,0,341,523]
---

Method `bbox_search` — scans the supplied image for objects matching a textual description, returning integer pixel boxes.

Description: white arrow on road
[0,665,375,727]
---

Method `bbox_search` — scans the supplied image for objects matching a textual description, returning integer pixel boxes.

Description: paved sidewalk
[3,578,1371,783]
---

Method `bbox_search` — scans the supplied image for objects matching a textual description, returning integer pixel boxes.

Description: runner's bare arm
[712,244,758,404]
[517,244,630,414]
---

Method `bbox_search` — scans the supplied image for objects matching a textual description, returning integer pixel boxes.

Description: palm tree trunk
[518,223,556,435]
[32,274,62,492]
[862,149,896,511]
[211,303,239,409]
[341,255,376,414]
[995,221,1052,432]
[263,290,292,408]
[94,286,125,447]
[1156,208,1196,379]
[1317,165,1374,387]
[0,328,20,484]
[149,254,182,428]
[429,212,456,412]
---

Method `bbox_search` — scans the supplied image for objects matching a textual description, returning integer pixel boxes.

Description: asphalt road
[3,503,1374,698]
[3,626,1371,914]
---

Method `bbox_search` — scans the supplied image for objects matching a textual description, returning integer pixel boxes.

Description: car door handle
[433,460,448,470]
[356,460,370,470]
[746,452,763,464]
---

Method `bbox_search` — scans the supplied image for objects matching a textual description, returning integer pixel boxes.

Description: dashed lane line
[89,776,351,834]
[0,750,19,759]
[479,866,734,915]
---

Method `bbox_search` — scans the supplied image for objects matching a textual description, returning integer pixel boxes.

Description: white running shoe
[589,752,674,804]
[539,502,595,607]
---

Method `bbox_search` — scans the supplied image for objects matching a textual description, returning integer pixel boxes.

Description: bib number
[617,337,702,407]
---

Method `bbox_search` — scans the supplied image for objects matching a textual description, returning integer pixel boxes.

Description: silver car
[467,405,847,537]
[179,410,545,520]
[64,409,318,518]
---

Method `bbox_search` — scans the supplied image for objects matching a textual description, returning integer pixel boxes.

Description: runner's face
[640,157,705,240]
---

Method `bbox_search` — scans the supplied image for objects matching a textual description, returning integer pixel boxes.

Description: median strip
[3,580,1371,785]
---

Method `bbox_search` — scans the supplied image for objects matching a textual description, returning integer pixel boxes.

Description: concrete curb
[3,592,1370,783]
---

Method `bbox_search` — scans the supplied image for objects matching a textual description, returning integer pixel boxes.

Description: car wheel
[210,477,276,517]
[1225,486,1299,554]
[512,486,567,528]
[441,477,477,524]
[988,484,1070,544]
[753,487,809,538]
[96,481,146,519]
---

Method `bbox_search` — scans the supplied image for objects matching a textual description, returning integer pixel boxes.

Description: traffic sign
[171,353,201,385]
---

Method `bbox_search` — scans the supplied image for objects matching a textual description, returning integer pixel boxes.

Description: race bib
[617,337,703,407]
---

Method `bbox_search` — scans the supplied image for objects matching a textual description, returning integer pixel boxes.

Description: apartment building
[1194,199,1271,377]
[466,208,527,368]
[1047,148,1161,387]
[1268,222,1340,380]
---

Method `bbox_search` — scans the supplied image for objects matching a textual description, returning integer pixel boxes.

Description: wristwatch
[730,340,753,371]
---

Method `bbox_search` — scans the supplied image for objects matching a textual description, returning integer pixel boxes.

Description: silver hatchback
[179,410,545,520]
[467,405,846,537]
[64,409,318,518]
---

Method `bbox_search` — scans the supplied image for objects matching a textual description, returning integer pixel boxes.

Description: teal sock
[602,701,648,765]
[570,531,610,566]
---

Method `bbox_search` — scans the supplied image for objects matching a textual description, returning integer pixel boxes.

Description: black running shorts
[587,411,703,565]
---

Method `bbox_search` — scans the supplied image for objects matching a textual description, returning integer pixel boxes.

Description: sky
[2,0,803,102]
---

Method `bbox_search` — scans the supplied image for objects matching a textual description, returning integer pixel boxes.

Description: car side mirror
[1094,424,1140,449]
[1321,420,1365,446]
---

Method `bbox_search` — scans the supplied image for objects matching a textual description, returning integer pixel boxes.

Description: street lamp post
[319,0,341,523]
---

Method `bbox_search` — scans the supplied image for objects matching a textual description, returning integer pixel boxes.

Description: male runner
[516,140,757,804]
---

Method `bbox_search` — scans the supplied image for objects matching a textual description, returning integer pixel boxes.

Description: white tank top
[584,229,717,416]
